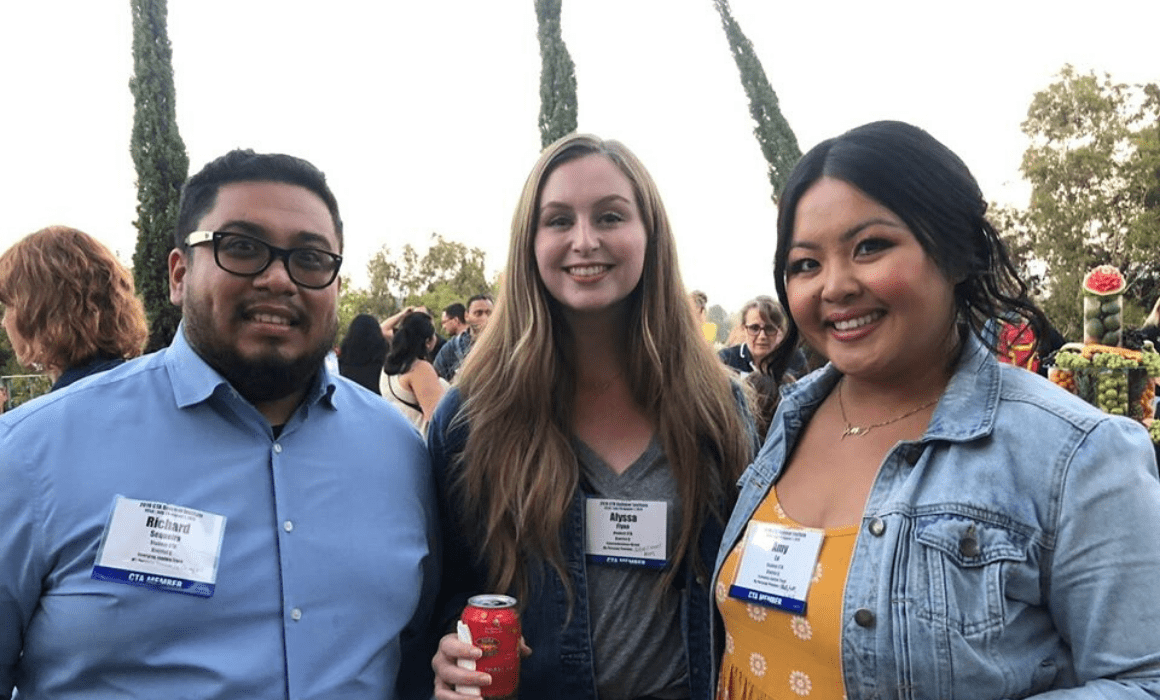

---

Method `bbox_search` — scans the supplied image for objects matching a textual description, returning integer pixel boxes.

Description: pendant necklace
[837,379,939,439]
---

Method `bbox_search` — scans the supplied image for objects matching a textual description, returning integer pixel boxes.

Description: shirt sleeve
[433,340,455,382]
[1044,416,1160,698]
[0,427,46,698]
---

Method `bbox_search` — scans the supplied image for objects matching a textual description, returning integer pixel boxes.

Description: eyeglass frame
[744,323,779,337]
[184,231,343,289]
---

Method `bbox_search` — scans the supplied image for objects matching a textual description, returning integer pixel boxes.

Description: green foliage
[711,0,801,201]
[130,0,189,352]
[337,233,492,340]
[1005,65,1160,339]
[535,0,578,148]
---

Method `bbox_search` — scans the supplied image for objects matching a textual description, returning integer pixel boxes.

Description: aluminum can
[461,594,520,698]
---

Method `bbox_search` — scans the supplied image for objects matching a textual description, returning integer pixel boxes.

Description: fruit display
[1081,265,1126,346]
[1049,343,1158,421]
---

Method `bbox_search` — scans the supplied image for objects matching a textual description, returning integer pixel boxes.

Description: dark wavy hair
[338,314,387,366]
[384,311,435,375]
[767,120,1049,380]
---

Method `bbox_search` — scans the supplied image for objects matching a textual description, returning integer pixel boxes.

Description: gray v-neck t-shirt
[576,437,690,700]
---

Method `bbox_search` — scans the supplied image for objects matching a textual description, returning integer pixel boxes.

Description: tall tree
[998,65,1160,338]
[535,0,578,148]
[712,0,801,201]
[130,0,189,351]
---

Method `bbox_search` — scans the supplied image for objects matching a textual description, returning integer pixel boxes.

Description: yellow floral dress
[715,488,858,700]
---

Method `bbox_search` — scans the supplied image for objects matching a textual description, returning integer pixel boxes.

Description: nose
[570,220,600,254]
[820,259,859,303]
[252,257,297,294]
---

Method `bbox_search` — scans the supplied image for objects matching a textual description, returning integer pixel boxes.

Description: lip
[564,264,613,281]
[240,304,302,331]
[825,309,884,341]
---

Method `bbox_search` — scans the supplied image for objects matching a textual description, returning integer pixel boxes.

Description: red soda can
[458,594,520,698]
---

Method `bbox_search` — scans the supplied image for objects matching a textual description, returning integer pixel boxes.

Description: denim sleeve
[1046,417,1160,698]
[432,340,455,382]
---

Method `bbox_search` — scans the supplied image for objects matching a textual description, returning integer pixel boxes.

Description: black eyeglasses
[745,323,778,337]
[185,231,343,289]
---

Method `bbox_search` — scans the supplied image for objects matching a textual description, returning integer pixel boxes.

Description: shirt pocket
[912,513,1034,636]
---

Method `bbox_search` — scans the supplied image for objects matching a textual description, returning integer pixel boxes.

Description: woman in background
[337,313,388,394]
[0,225,147,391]
[430,134,753,700]
[715,120,1160,700]
[718,296,786,376]
[381,310,446,434]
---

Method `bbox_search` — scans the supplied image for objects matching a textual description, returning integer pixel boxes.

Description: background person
[717,296,786,376]
[715,121,1160,700]
[0,149,437,700]
[381,310,447,435]
[429,134,753,700]
[440,303,467,337]
[433,293,492,381]
[338,313,388,394]
[0,225,147,391]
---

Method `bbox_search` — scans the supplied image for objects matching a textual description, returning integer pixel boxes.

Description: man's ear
[169,248,188,306]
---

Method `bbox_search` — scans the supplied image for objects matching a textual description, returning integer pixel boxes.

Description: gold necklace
[837,379,939,439]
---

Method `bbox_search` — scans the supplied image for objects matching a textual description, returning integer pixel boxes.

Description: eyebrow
[789,217,905,250]
[538,193,633,214]
[215,220,336,251]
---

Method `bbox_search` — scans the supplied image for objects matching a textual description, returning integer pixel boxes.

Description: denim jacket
[713,337,1160,699]
[429,389,729,700]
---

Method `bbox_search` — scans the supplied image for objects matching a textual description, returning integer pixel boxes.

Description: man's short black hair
[443,303,466,322]
[174,149,343,250]
[467,294,493,308]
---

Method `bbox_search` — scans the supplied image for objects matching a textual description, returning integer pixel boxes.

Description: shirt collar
[166,323,338,412]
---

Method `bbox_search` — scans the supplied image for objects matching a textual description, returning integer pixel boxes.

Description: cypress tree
[712,0,800,201]
[535,0,578,148]
[130,0,189,351]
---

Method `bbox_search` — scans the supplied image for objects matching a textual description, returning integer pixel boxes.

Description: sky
[2,1,1157,315]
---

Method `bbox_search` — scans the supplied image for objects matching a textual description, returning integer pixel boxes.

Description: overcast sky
[2,1,1156,314]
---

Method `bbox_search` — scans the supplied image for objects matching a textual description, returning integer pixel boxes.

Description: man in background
[434,293,492,381]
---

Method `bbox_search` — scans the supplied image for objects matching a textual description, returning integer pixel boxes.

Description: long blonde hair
[453,134,752,600]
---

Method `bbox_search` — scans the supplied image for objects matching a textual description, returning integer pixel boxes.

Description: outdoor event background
[2,0,1157,314]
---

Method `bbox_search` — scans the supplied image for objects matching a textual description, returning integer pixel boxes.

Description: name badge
[584,498,667,569]
[91,496,227,598]
[729,521,823,613]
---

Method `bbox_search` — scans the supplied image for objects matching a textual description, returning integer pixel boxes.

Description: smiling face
[534,154,647,319]
[168,180,341,403]
[785,177,957,383]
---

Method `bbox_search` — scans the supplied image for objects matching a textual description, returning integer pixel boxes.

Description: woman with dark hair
[0,226,147,391]
[337,313,388,394]
[380,310,446,433]
[714,121,1160,699]
[430,134,754,700]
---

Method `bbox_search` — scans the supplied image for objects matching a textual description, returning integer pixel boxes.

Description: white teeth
[252,313,291,326]
[833,313,881,331]
[568,265,609,277]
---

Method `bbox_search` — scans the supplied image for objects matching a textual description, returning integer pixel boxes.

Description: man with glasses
[433,293,492,381]
[0,150,437,700]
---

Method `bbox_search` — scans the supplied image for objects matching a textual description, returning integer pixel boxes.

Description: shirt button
[960,528,981,558]
[273,443,283,454]
[283,521,294,532]
[867,518,886,536]
[291,608,302,621]
[853,608,876,628]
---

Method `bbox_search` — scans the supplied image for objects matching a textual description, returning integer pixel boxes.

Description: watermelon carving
[1082,265,1126,295]
[1082,265,1125,346]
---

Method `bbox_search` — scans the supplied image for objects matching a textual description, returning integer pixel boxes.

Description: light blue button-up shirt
[714,336,1160,699]
[0,327,438,700]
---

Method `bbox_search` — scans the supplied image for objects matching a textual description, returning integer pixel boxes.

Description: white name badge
[91,496,227,598]
[729,521,823,613]
[584,498,668,568]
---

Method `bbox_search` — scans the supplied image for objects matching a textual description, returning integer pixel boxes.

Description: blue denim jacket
[713,337,1160,699]
[429,389,726,700]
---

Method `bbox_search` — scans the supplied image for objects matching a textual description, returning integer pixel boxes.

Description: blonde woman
[429,134,754,700]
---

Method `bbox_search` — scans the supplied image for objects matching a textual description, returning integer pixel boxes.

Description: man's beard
[182,298,337,405]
